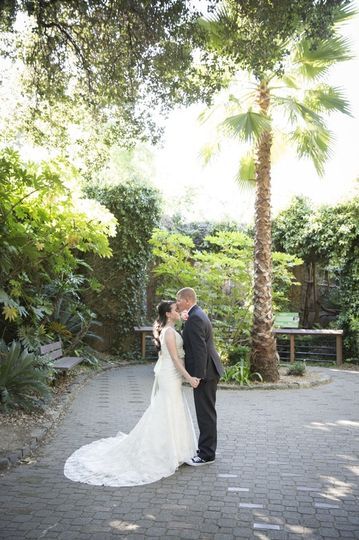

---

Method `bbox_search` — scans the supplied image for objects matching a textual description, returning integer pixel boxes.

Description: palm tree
[200,5,353,381]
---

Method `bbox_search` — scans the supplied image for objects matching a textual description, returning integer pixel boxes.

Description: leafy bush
[150,228,301,358]
[287,361,306,376]
[273,195,359,360]
[0,149,117,351]
[227,345,250,366]
[221,360,263,386]
[0,340,53,411]
[43,274,104,355]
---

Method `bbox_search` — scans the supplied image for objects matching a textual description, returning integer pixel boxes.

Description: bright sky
[152,6,359,224]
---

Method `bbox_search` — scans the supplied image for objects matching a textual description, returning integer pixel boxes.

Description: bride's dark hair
[153,300,176,352]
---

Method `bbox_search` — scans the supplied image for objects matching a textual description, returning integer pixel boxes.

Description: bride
[64,300,199,487]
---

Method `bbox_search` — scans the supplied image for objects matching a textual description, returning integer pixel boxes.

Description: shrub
[0,149,117,352]
[226,345,250,366]
[221,359,263,386]
[0,340,53,411]
[287,361,306,376]
[150,228,301,359]
[273,195,359,361]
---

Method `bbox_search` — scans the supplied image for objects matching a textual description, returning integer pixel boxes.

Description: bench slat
[46,349,63,361]
[134,326,153,332]
[52,357,83,370]
[40,341,62,354]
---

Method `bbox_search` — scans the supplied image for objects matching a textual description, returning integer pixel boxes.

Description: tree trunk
[303,262,314,327]
[313,262,320,323]
[250,81,279,382]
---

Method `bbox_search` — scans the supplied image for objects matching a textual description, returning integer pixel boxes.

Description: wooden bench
[134,326,153,358]
[40,341,83,371]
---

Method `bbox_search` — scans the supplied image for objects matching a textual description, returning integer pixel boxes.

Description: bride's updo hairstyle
[153,300,176,352]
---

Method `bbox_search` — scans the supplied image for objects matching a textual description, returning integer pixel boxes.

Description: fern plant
[0,340,52,411]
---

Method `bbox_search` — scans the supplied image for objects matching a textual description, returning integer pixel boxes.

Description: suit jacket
[182,305,224,380]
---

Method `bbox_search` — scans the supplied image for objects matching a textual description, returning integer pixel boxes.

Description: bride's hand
[189,376,200,388]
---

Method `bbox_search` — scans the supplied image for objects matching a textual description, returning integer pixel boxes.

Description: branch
[2,188,41,221]
[41,20,94,95]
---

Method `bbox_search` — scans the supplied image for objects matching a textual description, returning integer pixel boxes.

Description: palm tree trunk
[250,81,279,382]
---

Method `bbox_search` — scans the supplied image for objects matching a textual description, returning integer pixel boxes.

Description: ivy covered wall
[85,183,161,353]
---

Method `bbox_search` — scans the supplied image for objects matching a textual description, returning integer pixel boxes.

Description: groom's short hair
[177,287,197,303]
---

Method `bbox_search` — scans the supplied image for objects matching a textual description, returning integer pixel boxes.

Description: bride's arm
[165,329,199,388]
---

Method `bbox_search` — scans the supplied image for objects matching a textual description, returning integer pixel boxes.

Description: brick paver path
[0,365,358,539]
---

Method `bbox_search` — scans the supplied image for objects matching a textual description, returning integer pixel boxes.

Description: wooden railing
[273,328,343,365]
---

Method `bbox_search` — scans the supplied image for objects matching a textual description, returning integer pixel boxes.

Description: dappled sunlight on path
[0,365,358,539]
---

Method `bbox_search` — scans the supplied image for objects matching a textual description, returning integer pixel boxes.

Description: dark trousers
[194,378,218,460]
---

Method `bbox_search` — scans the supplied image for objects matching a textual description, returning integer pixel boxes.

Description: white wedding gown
[64,327,197,486]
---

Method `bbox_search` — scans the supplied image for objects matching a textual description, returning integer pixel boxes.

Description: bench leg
[290,335,295,363]
[336,335,343,366]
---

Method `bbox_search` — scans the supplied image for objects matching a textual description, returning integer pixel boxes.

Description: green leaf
[294,36,353,79]
[199,142,221,165]
[291,124,332,176]
[273,95,323,125]
[304,85,352,116]
[220,110,271,143]
[234,152,257,188]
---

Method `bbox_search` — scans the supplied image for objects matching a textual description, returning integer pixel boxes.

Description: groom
[176,287,224,466]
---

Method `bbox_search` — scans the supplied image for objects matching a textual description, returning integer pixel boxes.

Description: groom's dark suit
[182,304,224,461]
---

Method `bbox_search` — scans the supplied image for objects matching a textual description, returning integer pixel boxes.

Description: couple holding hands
[64,287,224,487]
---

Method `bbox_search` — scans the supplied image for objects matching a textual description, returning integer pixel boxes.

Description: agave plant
[0,340,52,411]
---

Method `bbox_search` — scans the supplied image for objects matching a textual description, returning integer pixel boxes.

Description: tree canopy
[0,0,225,145]
[202,0,352,78]
[1,1,351,150]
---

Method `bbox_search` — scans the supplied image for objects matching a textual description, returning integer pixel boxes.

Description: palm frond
[294,36,353,80]
[234,152,257,189]
[272,95,323,126]
[199,142,221,166]
[333,2,357,24]
[278,75,300,90]
[0,340,52,411]
[291,124,333,176]
[199,5,233,51]
[304,85,352,116]
[220,110,271,143]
